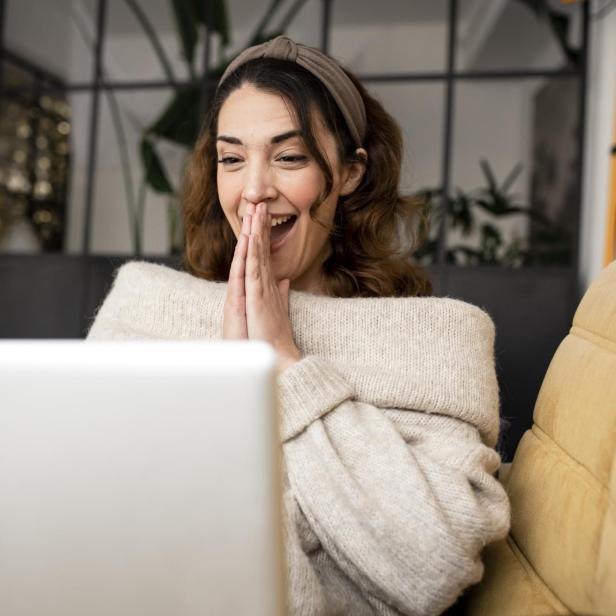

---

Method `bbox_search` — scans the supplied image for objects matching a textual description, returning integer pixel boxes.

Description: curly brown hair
[182,56,432,297]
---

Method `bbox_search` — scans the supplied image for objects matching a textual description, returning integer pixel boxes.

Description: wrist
[278,350,302,372]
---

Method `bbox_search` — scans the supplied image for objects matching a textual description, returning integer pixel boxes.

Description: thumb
[277,278,291,313]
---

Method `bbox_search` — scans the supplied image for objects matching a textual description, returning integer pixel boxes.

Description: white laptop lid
[0,340,285,616]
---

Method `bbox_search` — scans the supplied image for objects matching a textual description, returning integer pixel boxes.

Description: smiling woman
[87,35,511,616]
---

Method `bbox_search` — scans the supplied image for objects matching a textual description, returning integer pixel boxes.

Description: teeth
[240,214,295,226]
[271,215,293,227]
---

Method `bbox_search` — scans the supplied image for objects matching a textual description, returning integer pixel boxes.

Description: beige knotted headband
[218,35,366,148]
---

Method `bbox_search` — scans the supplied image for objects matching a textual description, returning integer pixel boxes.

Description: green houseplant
[413,159,573,267]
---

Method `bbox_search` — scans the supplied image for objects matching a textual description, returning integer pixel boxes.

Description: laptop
[0,340,285,616]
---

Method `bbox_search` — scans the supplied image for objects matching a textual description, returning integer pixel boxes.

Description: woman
[87,36,510,615]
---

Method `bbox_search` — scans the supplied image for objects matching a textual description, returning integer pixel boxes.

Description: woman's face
[215,83,364,293]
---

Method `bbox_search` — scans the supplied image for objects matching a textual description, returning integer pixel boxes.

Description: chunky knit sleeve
[277,355,511,616]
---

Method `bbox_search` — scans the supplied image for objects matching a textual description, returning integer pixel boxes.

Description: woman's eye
[277,155,307,164]
[217,156,241,165]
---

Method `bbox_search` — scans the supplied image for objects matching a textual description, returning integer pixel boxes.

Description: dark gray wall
[431,265,577,461]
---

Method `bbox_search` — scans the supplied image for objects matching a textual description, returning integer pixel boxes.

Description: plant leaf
[547,10,579,66]
[501,162,523,194]
[141,138,174,194]
[170,0,199,68]
[197,0,231,46]
[480,223,502,263]
[147,85,201,147]
[479,158,497,192]
[513,0,580,67]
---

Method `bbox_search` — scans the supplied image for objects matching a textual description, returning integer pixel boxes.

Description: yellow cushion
[465,261,616,616]
[464,535,569,615]
[595,449,616,616]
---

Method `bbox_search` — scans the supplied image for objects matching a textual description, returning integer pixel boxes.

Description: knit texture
[86,260,511,615]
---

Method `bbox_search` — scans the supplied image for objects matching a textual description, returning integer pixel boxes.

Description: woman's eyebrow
[216,130,302,145]
[270,129,303,144]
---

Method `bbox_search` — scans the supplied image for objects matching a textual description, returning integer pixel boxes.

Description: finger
[229,214,250,289]
[263,204,271,263]
[247,212,261,284]
[238,211,251,259]
[256,203,272,285]
[242,208,252,232]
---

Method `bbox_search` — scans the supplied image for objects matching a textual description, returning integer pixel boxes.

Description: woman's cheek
[216,177,234,213]
[285,169,323,212]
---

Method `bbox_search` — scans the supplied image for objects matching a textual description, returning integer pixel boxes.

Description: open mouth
[270,215,297,252]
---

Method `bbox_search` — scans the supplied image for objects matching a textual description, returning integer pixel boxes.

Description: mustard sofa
[463,260,616,616]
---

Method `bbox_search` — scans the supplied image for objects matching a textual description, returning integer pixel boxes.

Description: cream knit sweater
[86,261,510,616]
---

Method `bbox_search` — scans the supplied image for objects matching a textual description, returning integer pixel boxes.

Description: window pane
[66,87,188,256]
[331,0,448,73]
[457,0,582,72]
[365,82,445,264]
[365,83,444,193]
[67,88,185,257]
[446,77,580,267]
[85,0,191,83]
[284,1,324,49]
[6,0,94,83]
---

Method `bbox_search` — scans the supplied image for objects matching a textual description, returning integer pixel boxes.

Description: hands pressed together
[223,202,302,372]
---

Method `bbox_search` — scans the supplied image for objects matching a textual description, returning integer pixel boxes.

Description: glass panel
[5,0,93,83]
[364,82,445,264]
[0,63,70,254]
[366,83,444,192]
[446,77,580,267]
[86,88,186,256]
[92,0,191,83]
[285,0,324,49]
[331,0,448,73]
[457,0,582,72]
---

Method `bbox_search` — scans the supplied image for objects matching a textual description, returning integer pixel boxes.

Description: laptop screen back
[0,340,285,616]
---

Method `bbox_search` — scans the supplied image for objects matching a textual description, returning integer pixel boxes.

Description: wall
[579,6,616,296]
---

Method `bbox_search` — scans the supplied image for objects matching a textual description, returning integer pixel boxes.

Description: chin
[272,265,291,281]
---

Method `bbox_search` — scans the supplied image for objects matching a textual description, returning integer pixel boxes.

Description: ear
[339,148,368,197]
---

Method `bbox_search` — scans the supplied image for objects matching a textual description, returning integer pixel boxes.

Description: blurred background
[0,0,615,459]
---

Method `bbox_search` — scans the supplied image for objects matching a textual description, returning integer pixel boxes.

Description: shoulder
[288,291,500,446]
[86,260,227,340]
[111,260,225,295]
[288,291,496,344]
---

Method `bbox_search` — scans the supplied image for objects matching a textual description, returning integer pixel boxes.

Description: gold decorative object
[0,63,70,252]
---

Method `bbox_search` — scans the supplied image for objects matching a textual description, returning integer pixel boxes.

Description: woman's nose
[241,163,277,205]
